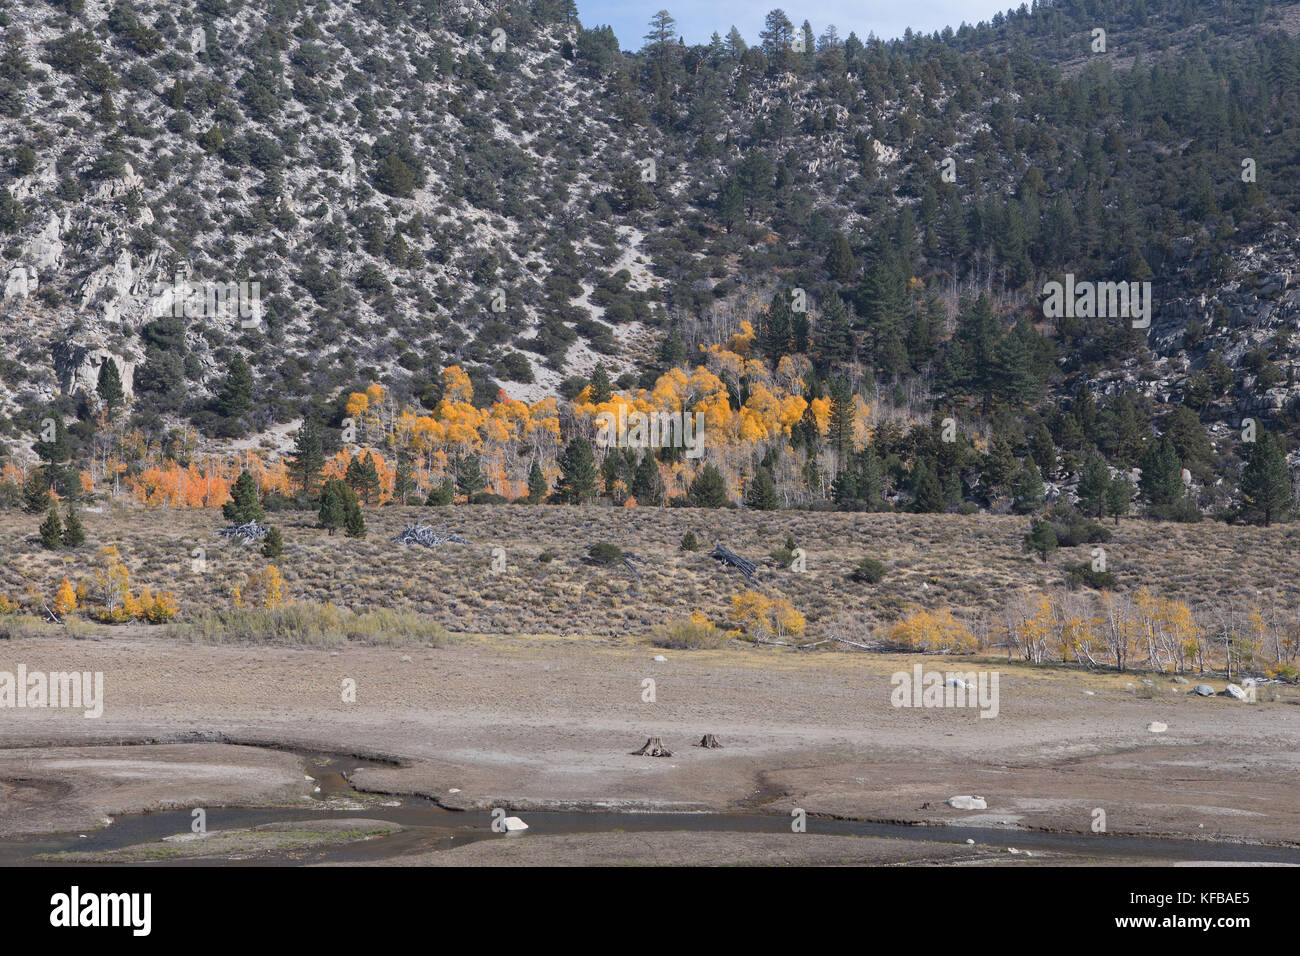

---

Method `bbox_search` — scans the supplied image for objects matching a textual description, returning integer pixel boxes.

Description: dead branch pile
[392,524,470,548]
[709,545,756,579]
[216,521,270,544]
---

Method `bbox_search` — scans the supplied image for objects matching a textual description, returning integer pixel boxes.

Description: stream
[5,750,1299,866]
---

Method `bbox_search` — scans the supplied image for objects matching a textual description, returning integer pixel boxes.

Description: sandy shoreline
[1,630,1297,863]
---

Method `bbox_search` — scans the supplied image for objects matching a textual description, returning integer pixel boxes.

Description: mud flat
[0,743,306,838]
[0,630,1297,864]
[40,818,402,863]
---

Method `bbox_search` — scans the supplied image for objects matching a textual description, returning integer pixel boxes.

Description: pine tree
[454,454,485,499]
[1139,436,1183,513]
[216,354,254,418]
[679,530,700,551]
[35,415,71,464]
[261,526,283,558]
[858,448,885,510]
[825,232,855,282]
[911,459,945,513]
[222,470,265,524]
[724,25,746,56]
[815,293,855,370]
[717,178,744,233]
[1023,519,1058,563]
[589,363,613,404]
[827,375,854,463]
[745,467,778,510]
[1105,474,1133,525]
[631,450,665,506]
[643,9,678,55]
[758,292,792,366]
[1030,423,1057,479]
[319,481,346,534]
[393,450,415,505]
[1077,454,1110,518]
[359,451,381,504]
[426,476,455,506]
[982,433,1018,492]
[39,504,62,550]
[1011,460,1046,514]
[343,485,366,537]
[344,454,367,500]
[1240,430,1292,526]
[658,329,686,368]
[22,471,51,514]
[688,463,730,507]
[557,437,598,503]
[527,459,548,503]
[289,415,325,497]
[61,503,85,547]
[96,357,126,419]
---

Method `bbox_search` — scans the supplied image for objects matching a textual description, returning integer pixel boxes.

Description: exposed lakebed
[4,748,1299,866]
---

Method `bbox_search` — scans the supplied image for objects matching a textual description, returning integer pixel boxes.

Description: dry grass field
[1,503,1298,641]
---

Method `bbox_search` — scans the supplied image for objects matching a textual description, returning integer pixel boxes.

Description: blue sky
[578,1,1016,49]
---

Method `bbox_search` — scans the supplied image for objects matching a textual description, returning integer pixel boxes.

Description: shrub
[888,608,977,653]
[770,534,796,567]
[179,603,452,647]
[653,612,728,649]
[849,557,887,584]
[137,587,178,623]
[425,477,454,506]
[1064,561,1116,590]
[234,565,287,609]
[728,590,806,640]
[679,530,699,551]
[585,542,623,566]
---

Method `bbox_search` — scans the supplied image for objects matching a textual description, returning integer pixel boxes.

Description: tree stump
[632,736,671,757]
[695,734,722,749]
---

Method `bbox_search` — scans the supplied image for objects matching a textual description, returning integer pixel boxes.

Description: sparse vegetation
[179,603,453,648]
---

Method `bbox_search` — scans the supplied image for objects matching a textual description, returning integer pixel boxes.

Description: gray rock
[1172,676,1189,684]
[1192,685,1215,696]
[947,795,987,810]
[1222,684,1248,701]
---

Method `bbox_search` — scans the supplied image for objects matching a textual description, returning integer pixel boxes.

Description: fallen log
[216,520,270,544]
[829,634,879,651]
[392,524,470,548]
[748,636,828,649]
[709,545,756,579]
[632,736,672,757]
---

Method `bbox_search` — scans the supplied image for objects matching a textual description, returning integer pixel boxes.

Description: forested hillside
[3,0,1300,524]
